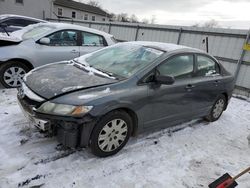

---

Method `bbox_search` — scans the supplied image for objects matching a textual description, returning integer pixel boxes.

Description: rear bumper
[17,95,97,148]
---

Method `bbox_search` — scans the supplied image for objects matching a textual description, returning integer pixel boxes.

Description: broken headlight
[37,101,93,116]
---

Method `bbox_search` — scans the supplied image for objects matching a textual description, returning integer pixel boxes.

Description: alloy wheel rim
[213,99,225,119]
[3,67,26,87]
[98,119,128,152]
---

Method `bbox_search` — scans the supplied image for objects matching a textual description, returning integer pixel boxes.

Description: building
[0,0,54,20]
[53,0,109,22]
[0,0,110,21]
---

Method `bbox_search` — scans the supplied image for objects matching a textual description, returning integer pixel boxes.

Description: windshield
[77,44,164,78]
[21,25,54,40]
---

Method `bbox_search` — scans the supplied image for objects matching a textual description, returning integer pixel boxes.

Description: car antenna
[0,23,10,36]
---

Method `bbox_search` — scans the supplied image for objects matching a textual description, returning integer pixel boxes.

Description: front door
[34,30,80,67]
[144,54,198,128]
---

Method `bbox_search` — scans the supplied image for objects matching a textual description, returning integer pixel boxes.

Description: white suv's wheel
[0,61,30,88]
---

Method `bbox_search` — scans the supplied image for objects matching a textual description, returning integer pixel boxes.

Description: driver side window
[47,30,78,46]
[157,54,194,79]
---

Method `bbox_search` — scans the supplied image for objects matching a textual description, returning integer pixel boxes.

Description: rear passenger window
[196,55,220,77]
[82,32,105,46]
[47,30,78,46]
[157,55,194,79]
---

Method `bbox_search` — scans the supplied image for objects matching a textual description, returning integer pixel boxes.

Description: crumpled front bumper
[17,95,97,148]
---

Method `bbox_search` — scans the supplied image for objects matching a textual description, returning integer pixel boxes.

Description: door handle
[71,49,78,54]
[185,84,195,90]
[213,80,221,86]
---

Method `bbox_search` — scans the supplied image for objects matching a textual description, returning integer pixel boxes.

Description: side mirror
[39,37,50,45]
[155,75,175,85]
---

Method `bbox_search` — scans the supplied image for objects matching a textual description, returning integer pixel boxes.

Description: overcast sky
[79,0,250,29]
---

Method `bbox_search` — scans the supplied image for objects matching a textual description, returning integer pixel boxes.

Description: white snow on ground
[0,89,250,188]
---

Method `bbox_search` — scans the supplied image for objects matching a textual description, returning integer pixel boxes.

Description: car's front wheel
[90,110,132,157]
[0,61,30,88]
[206,94,226,122]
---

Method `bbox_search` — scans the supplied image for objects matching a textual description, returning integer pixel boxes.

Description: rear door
[79,31,107,55]
[190,54,224,115]
[34,30,80,66]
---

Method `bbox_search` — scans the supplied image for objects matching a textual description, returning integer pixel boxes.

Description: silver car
[0,22,116,88]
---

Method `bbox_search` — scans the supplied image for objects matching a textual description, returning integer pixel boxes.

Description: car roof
[40,22,113,37]
[0,14,47,22]
[125,41,204,53]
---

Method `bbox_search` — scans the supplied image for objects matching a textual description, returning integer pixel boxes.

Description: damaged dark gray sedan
[17,41,234,157]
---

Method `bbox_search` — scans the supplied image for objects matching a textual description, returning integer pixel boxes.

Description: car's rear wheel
[90,110,132,157]
[205,94,226,122]
[0,61,30,88]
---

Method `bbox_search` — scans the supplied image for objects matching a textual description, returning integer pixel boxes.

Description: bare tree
[87,0,101,8]
[116,13,129,22]
[130,14,139,23]
[192,23,200,27]
[142,18,149,24]
[203,19,219,28]
[109,13,116,22]
[150,15,156,24]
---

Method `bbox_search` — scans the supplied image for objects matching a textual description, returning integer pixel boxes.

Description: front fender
[89,100,135,117]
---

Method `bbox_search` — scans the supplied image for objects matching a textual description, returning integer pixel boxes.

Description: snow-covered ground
[0,89,249,188]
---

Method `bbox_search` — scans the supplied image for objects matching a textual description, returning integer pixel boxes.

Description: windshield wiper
[93,67,126,80]
[72,59,124,80]
[72,59,90,67]
[94,67,113,77]
[72,60,115,78]
[0,23,10,36]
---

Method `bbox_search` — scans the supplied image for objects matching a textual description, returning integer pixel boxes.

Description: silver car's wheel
[212,99,225,119]
[90,110,132,157]
[98,119,128,152]
[3,66,26,87]
[0,61,30,88]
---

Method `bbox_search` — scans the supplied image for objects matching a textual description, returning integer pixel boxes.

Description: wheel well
[112,108,138,137]
[222,92,228,109]
[7,59,34,71]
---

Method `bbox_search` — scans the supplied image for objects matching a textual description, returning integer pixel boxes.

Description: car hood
[24,62,118,99]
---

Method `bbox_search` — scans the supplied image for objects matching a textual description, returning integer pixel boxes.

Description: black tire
[90,110,132,157]
[205,94,226,122]
[0,61,30,88]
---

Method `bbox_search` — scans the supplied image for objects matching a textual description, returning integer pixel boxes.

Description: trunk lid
[0,34,22,47]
